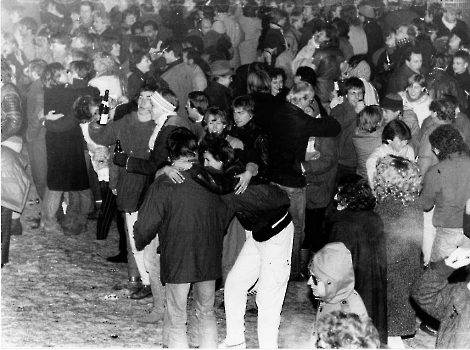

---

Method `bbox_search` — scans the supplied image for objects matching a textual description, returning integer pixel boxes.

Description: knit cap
[380,93,403,111]
[348,61,371,81]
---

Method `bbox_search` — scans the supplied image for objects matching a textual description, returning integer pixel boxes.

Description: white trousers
[225,222,294,348]
[125,211,150,285]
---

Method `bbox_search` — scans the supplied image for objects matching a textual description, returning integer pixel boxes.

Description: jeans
[165,280,217,348]
[26,137,47,200]
[431,226,470,262]
[423,209,437,264]
[125,212,149,284]
[273,183,305,277]
[225,223,294,348]
[143,236,165,313]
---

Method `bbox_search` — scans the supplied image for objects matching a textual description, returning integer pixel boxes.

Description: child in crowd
[366,119,415,188]
[307,242,368,345]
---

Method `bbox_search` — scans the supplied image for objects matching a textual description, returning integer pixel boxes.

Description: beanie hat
[380,93,403,111]
[348,61,371,81]
[358,4,375,19]
[263,32,285,51]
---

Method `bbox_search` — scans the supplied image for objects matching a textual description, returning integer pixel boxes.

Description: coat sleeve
[223,184,290,212]
[133,179,168,251]
[1,91,23,141]
[305,114,341,138]
[88,120,120,146]
[411,260,456,321]
[45,114,78,132]
[302,135,338,176]
[421,168,438,212]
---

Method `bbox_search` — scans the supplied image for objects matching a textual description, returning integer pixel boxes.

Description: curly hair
[357,106,382,133]
[198,133,235,169]
[41,62,65,88]
[429,98,456,122]
[72,95,100,123]
[316,311,381,349]
[374,155,422,206]
[335,174,376,211]
[203,106,231,136]
[287,81,315,106]
[429,124,470,161]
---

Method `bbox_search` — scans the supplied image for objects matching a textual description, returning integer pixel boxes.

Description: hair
[143,20,158,31]
[166,127,198,160]
[316,311,381,349]
[131,21,144,35]
[158,88,179,111]
[232,94,256,115]
[344,77,364,93]
[424,22,438,36]
[429,98,456,122]
[68,49,91,64]
[401,47,422,65]
[69,60,94,81]
[188,91,209,115]
[93,10,110,25]
[93,51,118,75]
[335,174,376,211]
[382,119,412,143]
[374,155,422,205]
[216,3,230,13]
[183,35,204,54]
[340,5,361,27]
[1,60,13,84]
[269,8,287,25]
[287,81,315,106]
[130,50,150,68]
[203,106,230,132]
[41,62,65,88]
[243,2,258,17]
[80,0,94,12]
[429,124,470,161]
[129,35,149,53]
[431,52,452,70]
[18,17,38,35]
[357,106,382,133]
[198,133,235,169]
[454,50,470,64]
[123,7,140,21]
[319,24,340,49]
[3,32,18,48]
[268,67,286,82]
[407,73,426,88]
[295,66,317,88]
[332,17,350,39]
[50,32,70,47]
[97,34,120,53]
[247,70,271,94]
[72,31,94,49]
[72,95,101,123]
[28,59,48,78]
[164,38,183,58]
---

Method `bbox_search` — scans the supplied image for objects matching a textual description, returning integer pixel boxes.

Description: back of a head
[287,81,314,105]
[167,127,198,161]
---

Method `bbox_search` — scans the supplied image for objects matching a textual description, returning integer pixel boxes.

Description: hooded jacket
[312,242,368,333]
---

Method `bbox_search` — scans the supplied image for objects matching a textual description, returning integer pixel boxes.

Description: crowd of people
[2,0,470,348]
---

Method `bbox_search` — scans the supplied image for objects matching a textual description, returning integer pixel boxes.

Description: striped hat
[150,91,176,114]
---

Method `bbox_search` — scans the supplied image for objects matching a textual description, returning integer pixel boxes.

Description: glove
[113,152,128,167]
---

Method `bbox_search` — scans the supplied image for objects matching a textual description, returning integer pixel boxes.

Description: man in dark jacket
[386,47,422,95]
[411,247,470,348]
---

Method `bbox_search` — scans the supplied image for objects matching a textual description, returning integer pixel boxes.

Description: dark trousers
[303,207,328,252]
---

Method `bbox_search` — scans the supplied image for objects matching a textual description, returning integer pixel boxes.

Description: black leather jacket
[1,83,23,142]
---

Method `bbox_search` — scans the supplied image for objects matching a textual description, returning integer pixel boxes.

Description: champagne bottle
[114,140,122,153]
[98,90,110,125]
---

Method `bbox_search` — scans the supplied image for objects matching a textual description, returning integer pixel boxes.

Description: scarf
[148,91,177,150]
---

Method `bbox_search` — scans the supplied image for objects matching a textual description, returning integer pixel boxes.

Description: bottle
[98,90,110,125]
[334,80,342,97]
[114,140,122,153]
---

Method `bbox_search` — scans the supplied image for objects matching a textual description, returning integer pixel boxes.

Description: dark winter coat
[44,80,100,191]
[268,101,341,188]
[327,210,388,344]
[411,260,470,349]
[329,99,358,168]
[1,146,31,213]
[375,199,423,337]
[386,64,417,95]
[88,112,155,212]
[204,80,233,117]
[1,83,23,142]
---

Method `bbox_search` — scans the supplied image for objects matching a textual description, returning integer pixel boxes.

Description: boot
[300,248,311,280]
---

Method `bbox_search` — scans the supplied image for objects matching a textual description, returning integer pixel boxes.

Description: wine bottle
[98,90,110,125]
[114,140,122,153]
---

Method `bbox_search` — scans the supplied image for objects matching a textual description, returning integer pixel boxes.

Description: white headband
[150,91,176,114]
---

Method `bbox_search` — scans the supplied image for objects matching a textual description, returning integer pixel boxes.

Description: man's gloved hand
[113,152,128,167]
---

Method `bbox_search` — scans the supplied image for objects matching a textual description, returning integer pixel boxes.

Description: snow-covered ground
[2,186,436,348]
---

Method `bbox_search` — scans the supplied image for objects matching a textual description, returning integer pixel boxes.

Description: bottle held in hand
[114,139,123,153]
[98,90,110,125]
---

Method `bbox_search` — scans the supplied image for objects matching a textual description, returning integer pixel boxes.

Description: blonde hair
[286,81,314,106]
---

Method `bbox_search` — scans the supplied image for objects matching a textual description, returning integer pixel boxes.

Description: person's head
[316,311,381,349]
[129,35,149,53]
[424,22,438,42]
[295,66,317,87]
[186,91,209,123]
[150,88,178,122]
[346,58,371,81]
[73,95,101,123]
[287,81,315,110]
[79,1,94,22]
[403,47,423,74]
[49,33,70,53]
[216,2,230,14]
[182,47,199,68]
[8,5,24,23]
[380,93,403,123]
[340,4,361,27]
[93,11,110,34]
[344,77,364,108]
[429,124,470,161]
[64,49,91,69]
[247,69,271,94]
[18,17,38,37]
[313,24,339,49]
[41,62,68,88]
[449,28,470,52]
[2,32,18,57]
[395,24,413,41]
[24,59,47,81]
[166,127,198,161]
[429,97,456,122]
[289,8,303,30]
[232,95,255,128]
[71,31,94,50]
[269,8,287,27]
[123,8,139,26]
[443,4,460,24]
[303,1,319,21]
[200,18,212,35]
[183,35,204,54]
[242,1,258,18]
[203,106,230,135]
[332,17,349,40]
[93,51,117,75]
[357,105,383,133]
[334,174,376,211]
[382,119,411,152]
[198,133,235,170]
[162,38,183,63]
[374,155,422,205]
[131,50,152,73]
[268,67,285,96]
[131,21,144,36]
[135,86,154,116]
[329,2,343,20]
[406,74,426,99]
[307,242,354,301]
[210,60,234,87]
[68,60,94,82]
[143,20,158,40]
[97,35,121,58]
[453,50,470,75]
[357,4,375,22]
